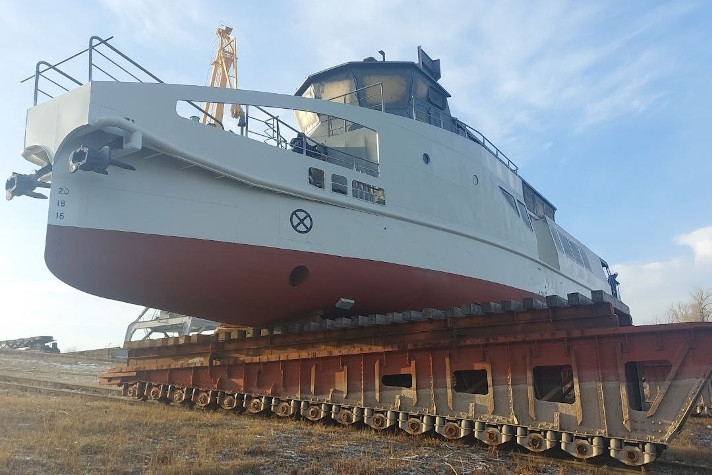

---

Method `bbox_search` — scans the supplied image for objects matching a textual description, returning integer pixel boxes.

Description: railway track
[0,373,125,401]
[512,451,709,475]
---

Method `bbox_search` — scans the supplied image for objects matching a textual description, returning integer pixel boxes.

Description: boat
[7,38,624,326]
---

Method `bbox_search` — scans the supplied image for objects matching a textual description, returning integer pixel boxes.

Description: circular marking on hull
[290,209,313,234]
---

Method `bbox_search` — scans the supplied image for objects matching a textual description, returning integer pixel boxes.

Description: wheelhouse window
[427,86,447,109]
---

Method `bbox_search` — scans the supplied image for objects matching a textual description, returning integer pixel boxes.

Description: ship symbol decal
[290,209,313,234]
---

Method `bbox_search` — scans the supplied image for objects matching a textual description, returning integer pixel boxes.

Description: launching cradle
[101,293,712,466]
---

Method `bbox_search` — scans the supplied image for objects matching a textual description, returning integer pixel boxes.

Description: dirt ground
[1,350,711,474]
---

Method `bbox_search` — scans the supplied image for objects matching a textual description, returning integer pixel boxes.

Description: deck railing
[24,36,514,176]
[22,36,221,126]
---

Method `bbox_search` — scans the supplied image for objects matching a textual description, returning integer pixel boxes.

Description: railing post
[244,105,250,138]
[33,63,41,106]
[88,37,96,82]
[380,83,385,112]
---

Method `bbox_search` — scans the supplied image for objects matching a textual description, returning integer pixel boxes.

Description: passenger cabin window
[352,180,386,205]
[309,168,324,188]
[332,174,347,195]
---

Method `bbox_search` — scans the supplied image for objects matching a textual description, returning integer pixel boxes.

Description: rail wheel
[336,409,354,425]
[525,433,546,452]
[403,417,424,435]
[475,424,512,446]
[622,445,643,466]
[220,394,238,410]
[562,433,604,460]
[304,404,322,421]
[171,387,187,404]
[147,384,164,401]
[575,439,594,458]
[195,390,212,408]
[275,401,292,417]
[369,413,388,430]
[247,397,265,413]
[484,428,500,446]
[126,383,141,398]
[442,422,461,440]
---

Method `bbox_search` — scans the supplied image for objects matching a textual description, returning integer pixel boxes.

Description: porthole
[422,153,430,164]
[472,174,479,185]
[289,265,310,287]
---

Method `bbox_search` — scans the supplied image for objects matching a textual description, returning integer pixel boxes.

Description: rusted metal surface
[101,296,712,466]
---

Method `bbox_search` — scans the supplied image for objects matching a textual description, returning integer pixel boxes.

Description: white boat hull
[24,82,612,325]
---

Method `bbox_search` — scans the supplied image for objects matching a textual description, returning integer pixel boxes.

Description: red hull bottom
[45,225,537,326]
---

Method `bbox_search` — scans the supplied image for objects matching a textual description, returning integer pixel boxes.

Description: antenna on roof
[417,46,441,81]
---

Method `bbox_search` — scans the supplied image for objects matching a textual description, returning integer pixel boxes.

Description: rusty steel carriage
[101,294,712,467]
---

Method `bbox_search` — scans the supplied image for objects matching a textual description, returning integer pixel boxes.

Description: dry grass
[658,417,712,468]
[0,387,615,475]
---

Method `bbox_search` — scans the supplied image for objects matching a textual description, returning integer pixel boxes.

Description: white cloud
[615,225,712,324]
[99,0,207,45]
[676,226,712,264]
[289,0,699,163]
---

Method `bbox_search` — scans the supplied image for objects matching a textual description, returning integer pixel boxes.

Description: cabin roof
[294,59,451,98]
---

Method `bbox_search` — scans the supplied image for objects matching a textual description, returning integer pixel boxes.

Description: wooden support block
[568,292,592,306]
[481,302,503,314]
[460,303,483,316]
[423,308,445,319]
[388,312,405,323]
[522,298,547,310]
[404,310,424,321]
[545,295,568,307]
[501,300,523,312]
[445,307,465,318]
[375,314,391,325]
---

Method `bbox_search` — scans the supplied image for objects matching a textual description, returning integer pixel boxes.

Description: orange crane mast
[201,26,243,128]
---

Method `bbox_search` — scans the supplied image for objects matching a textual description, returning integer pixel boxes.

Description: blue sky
[1,0,710,349]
